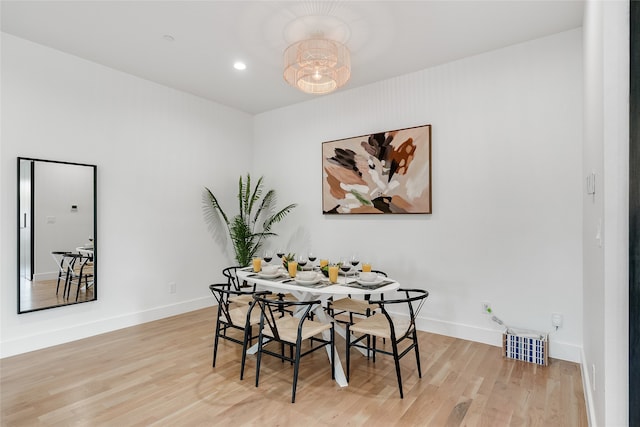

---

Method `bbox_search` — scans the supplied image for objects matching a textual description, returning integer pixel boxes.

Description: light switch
[46,216,56,224]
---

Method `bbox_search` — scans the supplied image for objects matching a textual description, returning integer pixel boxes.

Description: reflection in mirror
[18,157,97,313]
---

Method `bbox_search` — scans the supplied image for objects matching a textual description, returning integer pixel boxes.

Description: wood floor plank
[1,307,588,426]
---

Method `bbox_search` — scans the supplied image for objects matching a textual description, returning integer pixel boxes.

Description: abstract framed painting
[322,124,432,214]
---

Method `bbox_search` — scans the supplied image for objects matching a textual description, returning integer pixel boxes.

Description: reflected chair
[253,295,335,403]
[209,283,268,380]
[51,251,71,296]
[327,269,388,325]
[63,253,94,301]
[346,288,429,399]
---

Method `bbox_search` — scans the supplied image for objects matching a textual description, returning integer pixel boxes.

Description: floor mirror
[18,157,97,313]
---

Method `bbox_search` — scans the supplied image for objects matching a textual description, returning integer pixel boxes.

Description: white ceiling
[1,1,584,115]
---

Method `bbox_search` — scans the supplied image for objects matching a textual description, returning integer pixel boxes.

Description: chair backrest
[209,283,263,326]
[252,295,319,343]
[76,254,93,273]
[222,266,245,291]
[370,289,429,340]
[61,253,81,277]
[65,253,93,278]
[51,251,71,273]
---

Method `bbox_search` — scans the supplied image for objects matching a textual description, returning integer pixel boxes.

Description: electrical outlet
[169,282,176,294]
[552,313,563,328]
[482,302,492,315]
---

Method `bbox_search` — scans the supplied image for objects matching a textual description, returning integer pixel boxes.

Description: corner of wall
[581,347,598,427]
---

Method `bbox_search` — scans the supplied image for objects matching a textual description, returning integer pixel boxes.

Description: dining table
[76,246,94,259]
[236,266,399,387]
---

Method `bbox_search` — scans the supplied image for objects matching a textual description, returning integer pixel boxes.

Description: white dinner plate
[257,270,282,279]
[357,276,385,286]
[294,275,321,285]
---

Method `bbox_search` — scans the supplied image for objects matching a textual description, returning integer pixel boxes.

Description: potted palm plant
[203,174,296,267]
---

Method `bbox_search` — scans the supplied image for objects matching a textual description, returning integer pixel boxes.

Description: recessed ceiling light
[162,34,175,42]
[234,61,247,71]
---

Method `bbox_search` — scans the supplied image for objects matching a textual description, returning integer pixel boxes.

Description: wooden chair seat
[349,312,411,340]
[229,294,254,305]
[228,305,262,326]
[262,316,332,343]
[329,297,371,316]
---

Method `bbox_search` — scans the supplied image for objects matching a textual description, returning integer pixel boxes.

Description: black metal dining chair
[253,294,335,403]
[326,269,388,325]
[208,283,268,380]
[222,266,246,291]
[346,288,429,399]
[51,251,71,296]
[62,253,94,301]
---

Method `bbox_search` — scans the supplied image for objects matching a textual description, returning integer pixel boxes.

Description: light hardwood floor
[1,307,588,426]
[20,278,95,312]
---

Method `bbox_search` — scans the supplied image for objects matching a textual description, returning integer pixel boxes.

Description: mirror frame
[17,157,97,314]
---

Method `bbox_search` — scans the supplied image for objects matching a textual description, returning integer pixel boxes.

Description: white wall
[254,29,584,361]
[0,34,253,357]
[582,1,629,426]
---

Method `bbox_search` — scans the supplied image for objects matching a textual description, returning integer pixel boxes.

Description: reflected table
[76,246,94,259]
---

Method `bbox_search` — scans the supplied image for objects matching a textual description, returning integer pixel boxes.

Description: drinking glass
[297,254,308,271]
[350,253,360,276]
[288,260,298,278]
[276,248,285,260]
[328,264,339,284]
[308,251,317,269]
[340,257,351,284]
[263,250,273,265]
[252,257,262,273]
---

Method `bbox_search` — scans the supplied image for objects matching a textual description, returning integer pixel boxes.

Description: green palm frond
[247,176,264,223]
[203,186,230,226]
[253,189,275,227]
[263,203,297,233]
[203,174,296,267]
[238,175,245,219]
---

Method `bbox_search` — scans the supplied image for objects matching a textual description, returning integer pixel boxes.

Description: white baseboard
[33,271,58,281]
[580,348,597,427]
[414,315,582,363]
[2,302,583,366]
[0,297,213,358]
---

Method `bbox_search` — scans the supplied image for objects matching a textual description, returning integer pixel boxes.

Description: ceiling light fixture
[233,61,247,71]
[283,38,350,95]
